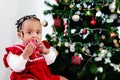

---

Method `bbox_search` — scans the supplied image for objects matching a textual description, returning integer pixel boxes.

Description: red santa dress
[3,44,60,80]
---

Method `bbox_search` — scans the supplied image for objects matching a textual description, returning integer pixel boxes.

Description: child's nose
[32,33,38,38]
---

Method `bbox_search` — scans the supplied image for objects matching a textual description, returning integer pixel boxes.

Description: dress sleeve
[43,47,58,65]
[7,52,28,72]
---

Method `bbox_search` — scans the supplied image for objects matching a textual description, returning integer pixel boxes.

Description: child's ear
[17,32,23,39]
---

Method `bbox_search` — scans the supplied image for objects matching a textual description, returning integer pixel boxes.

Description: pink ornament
[90,17,96,25]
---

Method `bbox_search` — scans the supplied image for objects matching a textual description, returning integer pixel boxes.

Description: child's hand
[23,42,36,59]
[37,40,50,55]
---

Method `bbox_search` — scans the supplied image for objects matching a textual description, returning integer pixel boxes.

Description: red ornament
[24,38,42,53]
[24,39,50,54]
[71,54,82,65]
[24,38,38,48]
[110,32,116,38]
[90,17,96,25]
[54,18,62,27]
[82,29,87,34]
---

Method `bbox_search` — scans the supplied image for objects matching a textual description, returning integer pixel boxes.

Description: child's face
[18,19,42,43]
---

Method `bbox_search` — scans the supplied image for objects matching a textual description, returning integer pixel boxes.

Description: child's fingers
[26,42,36,50]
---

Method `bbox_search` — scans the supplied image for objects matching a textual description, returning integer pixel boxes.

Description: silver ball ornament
[42,20,48,27]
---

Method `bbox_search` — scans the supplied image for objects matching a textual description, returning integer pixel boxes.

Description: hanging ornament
[101,35,106,40]
[90,17,96,25]
[106,18,114,23]
[85,10,91,16]
[82,2,87,8]
[82,46,91,56]
[82,29,87,34]
[54,18,62,27]
[52,37,57,41]
[42,20,48,27]
[57,42,62,47]
[64,42,69,47]
[80,28,90,39]
[110,32,116,38]
[99,42,104,47]
[72,14,80,22]
[63,18,68,36]
[71,53,83,65]
[113,40,119,47]
[110,14,118,20]
[117,8,120,14]
[65,49,69,53]
[109,1,116,13]
[71,29,76,34]
[96,10,102,17]
[70,43,75,52]
[113,39,118,44]
[69,3,74,9]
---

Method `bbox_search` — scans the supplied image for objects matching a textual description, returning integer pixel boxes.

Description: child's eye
[27,31,32,35]
[36,31,40,34]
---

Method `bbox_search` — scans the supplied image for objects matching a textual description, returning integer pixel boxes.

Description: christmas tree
[43,0,120,80]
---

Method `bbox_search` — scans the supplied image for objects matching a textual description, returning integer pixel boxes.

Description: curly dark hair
[15,15,40,32]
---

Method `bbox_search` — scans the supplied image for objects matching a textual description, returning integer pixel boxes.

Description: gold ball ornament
[96,7,100,11]
[69,4,74,9]
[101,35,106,40]
[42,20,48,27]
[52,37,57,41]
[99,48,103,51]
[57,42,62,47]
[82,47,86,52]
[119,40,120,43]
[114,43,119,47]
[64,42,69,47]
[117,9,120,14]
[99,42,104,47]
[113,39,118,44]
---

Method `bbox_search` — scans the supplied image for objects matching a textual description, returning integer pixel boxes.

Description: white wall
[0,0,55,79]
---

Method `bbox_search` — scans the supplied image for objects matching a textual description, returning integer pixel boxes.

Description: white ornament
[106,18,114,23]
[95,57,102,61]
[97,67,103,73]
[110,14,118,20]
[65,49,69,53]
[109,1,116,12]
[71,29,76,34]
[96,10,102,17]
[72,14,80,22]
[104,58,111,64]
[70,43,75,52]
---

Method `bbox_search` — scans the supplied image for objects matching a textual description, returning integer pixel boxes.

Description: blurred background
[0,0,54,79]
